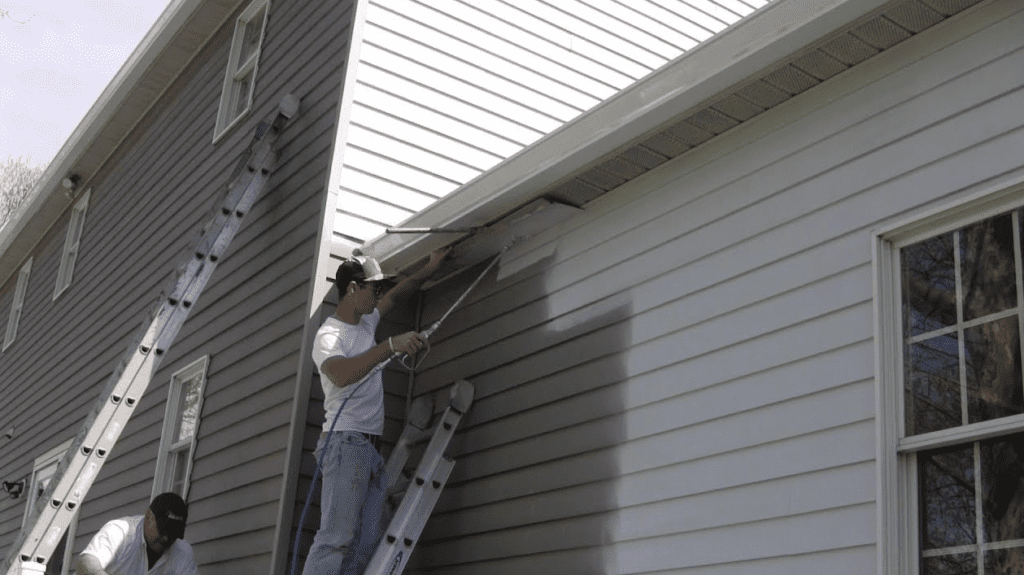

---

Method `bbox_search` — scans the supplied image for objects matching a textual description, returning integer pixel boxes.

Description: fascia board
[362,0,893,272]
[0,0,215,288]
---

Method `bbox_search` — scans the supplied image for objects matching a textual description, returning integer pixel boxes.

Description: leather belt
[359,432,382,452]
[319,431,382,452]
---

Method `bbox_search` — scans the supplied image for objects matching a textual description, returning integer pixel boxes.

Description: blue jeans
[302,431,385,575]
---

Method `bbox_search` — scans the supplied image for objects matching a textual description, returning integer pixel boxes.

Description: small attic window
[214,0,269,142]
[53,189,90,300]
[4,257,32,351]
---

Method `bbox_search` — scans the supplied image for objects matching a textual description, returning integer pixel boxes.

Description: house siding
[405,2,1024,573]
[0,1,354,573]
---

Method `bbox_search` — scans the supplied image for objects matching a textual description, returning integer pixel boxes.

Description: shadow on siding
[407,255,632,574]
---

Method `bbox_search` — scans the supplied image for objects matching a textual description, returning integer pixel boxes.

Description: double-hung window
[4,257,32,351]
[877,179,1024,575]
[214,0,269,141]
[153,356,208,499]
[54,189,90,300]
[24,439,78,575]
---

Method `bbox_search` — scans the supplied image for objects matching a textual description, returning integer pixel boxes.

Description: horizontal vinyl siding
[404,5,1024,574]
[0,1,348,573]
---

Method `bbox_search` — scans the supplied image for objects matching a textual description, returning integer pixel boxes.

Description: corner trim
[268,1,369,573]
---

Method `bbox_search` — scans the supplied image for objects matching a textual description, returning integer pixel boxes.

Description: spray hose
[289,247,507,575]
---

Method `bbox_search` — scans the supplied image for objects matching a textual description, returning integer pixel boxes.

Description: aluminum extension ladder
[362,379,474,575]
[2,95,300,575]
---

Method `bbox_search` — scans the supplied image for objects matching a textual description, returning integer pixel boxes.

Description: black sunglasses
[361,281,388,296]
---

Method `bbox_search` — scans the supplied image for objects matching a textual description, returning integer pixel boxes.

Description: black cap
[150,493,188,540]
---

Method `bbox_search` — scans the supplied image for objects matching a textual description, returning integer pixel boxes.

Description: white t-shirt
[311,310,385,435]
[80,515,196,575]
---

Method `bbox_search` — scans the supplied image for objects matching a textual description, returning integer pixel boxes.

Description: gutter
[361,0,894,272]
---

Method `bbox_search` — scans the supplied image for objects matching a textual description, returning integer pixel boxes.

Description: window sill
[211,107,252,145]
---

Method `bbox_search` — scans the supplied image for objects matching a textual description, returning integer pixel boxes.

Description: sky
[0,0,171,169]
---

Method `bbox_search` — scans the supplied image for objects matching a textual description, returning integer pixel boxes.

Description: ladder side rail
[376,430,454,561]
[413,407,462,489]
[381,380,470,498]
[382,401,466,502]
[380,416,431,496]
[363,381,475,575]
[363,458,456,575]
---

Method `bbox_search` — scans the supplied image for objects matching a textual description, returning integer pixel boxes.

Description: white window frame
[23,438,79,575]
[53,189,91,300]
[875,174,1024,575]
[4,257,32,351]
[153,355,209,500]
[213,0,270,143]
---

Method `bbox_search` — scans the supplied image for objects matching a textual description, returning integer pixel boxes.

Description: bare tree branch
[0,6,32,25]
[0,156,44,231]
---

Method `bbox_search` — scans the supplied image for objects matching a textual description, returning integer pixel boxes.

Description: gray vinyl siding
[405,3,1024,573]
[0,1,353,573]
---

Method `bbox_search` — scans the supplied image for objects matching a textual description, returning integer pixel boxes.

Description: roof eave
[361,0,893,272]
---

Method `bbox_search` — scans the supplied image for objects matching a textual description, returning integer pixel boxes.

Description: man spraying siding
[302,247,450,575]
[76,493,196,575]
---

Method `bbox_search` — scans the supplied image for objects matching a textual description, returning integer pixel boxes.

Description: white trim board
[269,1,369,573]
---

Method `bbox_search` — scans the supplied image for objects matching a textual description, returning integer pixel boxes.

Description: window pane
[903,232,957,337]
[922,552,976,575]
[231,71,255,120]
[961,213,1017,321]
[965,316,1023,424]
[238,8,265,66]
[907,333,962,435]
[28,462,58,518]
[173,373,202,443]
[985,546,1024,575]
[981,433,1024,543]
[920,445,976,549]
[173,449,189,485]
[168,448,189,495]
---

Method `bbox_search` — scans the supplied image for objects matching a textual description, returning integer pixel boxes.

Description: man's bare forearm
[321,331,427,388]
[77,554,110,575]
[321,341,393,388]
